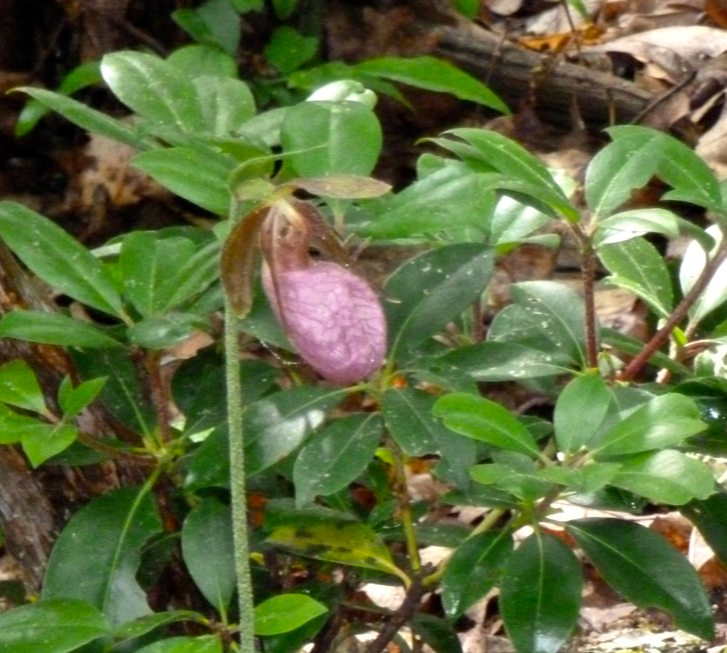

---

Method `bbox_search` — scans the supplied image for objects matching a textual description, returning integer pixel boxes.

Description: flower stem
[224,304,257,653]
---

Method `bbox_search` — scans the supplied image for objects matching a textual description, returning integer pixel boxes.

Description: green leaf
[381,387,439,456]
[181,498,235,613]
[0,403,42,444]
[384,243,494,360]
[167,44,238,79]
[293,413,382,507]
[554,373,612,455]
[120,232,218,316]
[131,148,234,214]
[267,507,408,584]
[244,387,343,476]
[42,486,163,627]
[595,208,680,246]
[272,0,299,19]
[0,598,111,653]
[281,100,382,178]
[508,281,588,367]
[470,463,553,502]
[411,613,463,653]
[264,26,318,75]
[566,518,714,639]
[0,359,48,414]
[433,393,541,458]
[441,129,578,220]
[0,202,123,316]
[113,611,208,641]
[22,423,78,467]
[254,594,328,636]
[101,51,203,133]
[0,310,122,348]
[609,450,715,504]
[682,490,727,567]
[72,347,155,435]
[15,87,147,149]
[600,327,690,376]
[593,393,706,457]
[599,238,673,318]
[364,163,496,239]
[127,314,203,349]
[500,532,582,653]
[440,342,573,382]
[609,126,723,214]
[174,353,277,436]
[441,529,513,619]
[176,0,241,54]
[134,636,222,653]
[680,225,727,323]
[194,76,256,138]
[355,57,509,114]
[585,132,664,218]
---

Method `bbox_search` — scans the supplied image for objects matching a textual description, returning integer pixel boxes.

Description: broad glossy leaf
[600,328,690,376]
[554,373,612,455]
[610,450,715,504]
[0,359,48,414]
[680,225,727,323]
[356,56,509,113]
[566,518,714,639]
[585,132,664,218]
[593,393,705,457]
[490,194,552,245]
[599,238,673,317]
[0,598,111,653]
[127,314,203,349]
[0,202,123,316]
[131,147,234,214]
[442,529,513,618]
[102,51,203,133]
[433,393,541,458]
[181,498,235,613]
[244,387,343,476]
[293,413,382,507]
[43,487,163,627]
[500,532,582,653]
[608,125,723,214]
[440,342,573,382]
[134,636,222,653]
[15,87,147,149]
[382,387,440,456]
[174,353,277,436]
[0,403,43,444]
[266,508,408,583]
[442,128,578,220]
[167,44,238,79]
[264,26,318,75]
[22,423,78,467]
[281,100,382,178]
[509,281,588,366]
[0,310,122,348]
[681,490,727,567]
[411,613,463,653]
[470,463,553,502]
[254,594,328,636]
[596,208,680,245]
[384,243,494,360]
[364,163,496,239]
[113,611,207,641]
[194,76,256,137]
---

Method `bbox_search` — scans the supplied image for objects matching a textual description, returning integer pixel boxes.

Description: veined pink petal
[263,261,387,385]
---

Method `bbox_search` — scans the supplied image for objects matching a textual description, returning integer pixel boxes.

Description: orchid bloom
[222,196,387,385]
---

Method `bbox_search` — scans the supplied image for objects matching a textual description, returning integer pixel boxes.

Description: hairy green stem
[224,302,257,653]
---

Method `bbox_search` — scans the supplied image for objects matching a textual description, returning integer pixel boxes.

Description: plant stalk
[224,303,257,653]
[387,437,421,574]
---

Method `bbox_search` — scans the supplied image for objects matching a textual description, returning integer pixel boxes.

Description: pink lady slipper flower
[222,196,387,386]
